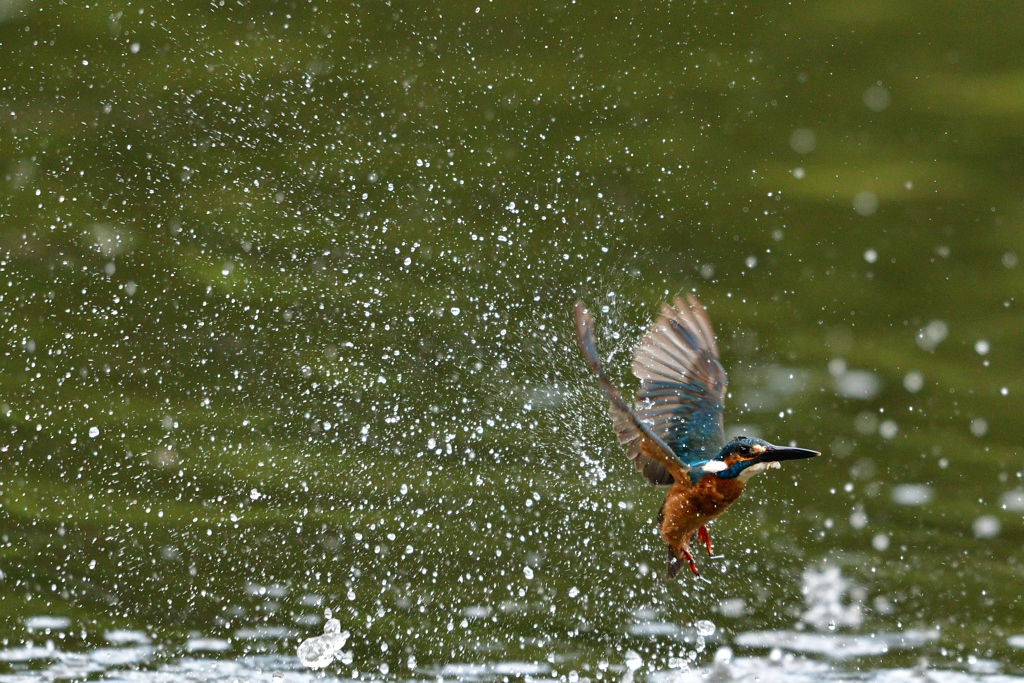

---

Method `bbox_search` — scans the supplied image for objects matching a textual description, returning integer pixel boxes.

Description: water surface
[2,0,1024,680]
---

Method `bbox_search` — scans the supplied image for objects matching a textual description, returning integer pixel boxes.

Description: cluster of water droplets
[799,567,864,632]
[660,620,716,676]
[296,609,349,670]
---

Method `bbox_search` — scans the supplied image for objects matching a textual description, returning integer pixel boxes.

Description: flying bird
[574,296,820,578]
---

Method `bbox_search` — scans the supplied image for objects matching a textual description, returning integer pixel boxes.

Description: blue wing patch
[631,296,727,480]
[574,302,691,486]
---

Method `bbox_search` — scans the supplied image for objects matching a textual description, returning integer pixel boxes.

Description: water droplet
[892,484,933,506]
[863,84,891,112]
[853,191,879,217]
[903,371,924,393]
[916,320,948,351]
[695,619,716,637]
[973,515,1001,539]
[789,128,816,154]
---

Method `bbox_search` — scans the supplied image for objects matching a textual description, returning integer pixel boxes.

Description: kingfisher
[574,296,820,579]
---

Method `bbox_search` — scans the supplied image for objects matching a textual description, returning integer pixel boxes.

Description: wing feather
[632,296,727,465]
[574,302,687,486]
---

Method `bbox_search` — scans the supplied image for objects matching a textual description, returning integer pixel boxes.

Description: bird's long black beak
[758,444,821,462]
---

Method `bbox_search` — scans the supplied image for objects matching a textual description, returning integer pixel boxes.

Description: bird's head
[697,436,820,481]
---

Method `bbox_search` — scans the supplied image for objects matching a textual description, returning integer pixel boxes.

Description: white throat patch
[737,460,781,482]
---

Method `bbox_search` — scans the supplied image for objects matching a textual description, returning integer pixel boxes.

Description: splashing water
[800,567,864,630]
[620,650,643,683]
[694,620,716,637]
[296,608,349,670]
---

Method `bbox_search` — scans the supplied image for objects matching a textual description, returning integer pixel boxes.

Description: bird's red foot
[698,525,713,557]
[666,546,700,579]
[682,547,699,576]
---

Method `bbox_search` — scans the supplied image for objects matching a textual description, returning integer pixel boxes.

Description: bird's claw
[666,546,700,579]
[682,547,699,577]
[698,525,713,557]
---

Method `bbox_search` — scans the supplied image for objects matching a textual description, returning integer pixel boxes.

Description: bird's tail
[573,302,687,481]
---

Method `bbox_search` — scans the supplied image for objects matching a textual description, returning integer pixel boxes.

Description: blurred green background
[2,0,1024,676]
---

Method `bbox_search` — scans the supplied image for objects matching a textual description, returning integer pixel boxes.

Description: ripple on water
[650,655,831,683]
[185,637,232,653]
[627,622,681,638]
[649,654,1024,683]
[88,646,153,666]
[160,656,351,682]
[436,661,552,679]
[24,616,71,632]
[734,629,940,659]
[104,629,152,645]
[1,648,1023,683]
[0,643,58,662]
[234,625,297,640]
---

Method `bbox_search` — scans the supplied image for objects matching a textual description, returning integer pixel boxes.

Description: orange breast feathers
[659,476,746,550]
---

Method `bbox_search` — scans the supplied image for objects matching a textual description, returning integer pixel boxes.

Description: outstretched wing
[632,296,727,475]
[574,302,690,487]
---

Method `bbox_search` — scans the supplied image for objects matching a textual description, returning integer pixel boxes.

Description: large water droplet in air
[695,620,716,637]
